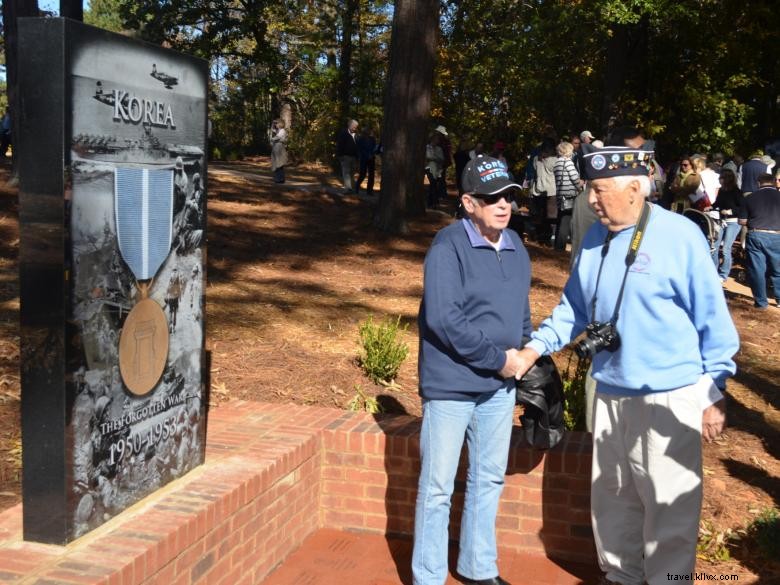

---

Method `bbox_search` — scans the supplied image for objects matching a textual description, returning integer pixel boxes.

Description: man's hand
[499,347,542,380]
[702,398,726,443]
[514,347,541,380]
[499,348,521,379]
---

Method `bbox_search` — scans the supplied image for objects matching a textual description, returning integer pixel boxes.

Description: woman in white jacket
[270,119,289,184]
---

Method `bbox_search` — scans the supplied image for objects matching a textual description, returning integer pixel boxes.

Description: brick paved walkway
[264,528,599,585]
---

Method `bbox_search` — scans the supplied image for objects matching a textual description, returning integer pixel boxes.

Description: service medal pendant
[118,282,169,395]
[114,167,174,395]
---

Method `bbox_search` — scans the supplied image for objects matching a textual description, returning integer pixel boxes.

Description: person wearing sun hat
[580,129,595,144]
[511,144,739,585]
[413,156,531,585]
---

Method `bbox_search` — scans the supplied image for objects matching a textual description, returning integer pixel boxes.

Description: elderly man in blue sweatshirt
[512,146,739,585]
[412,156,531,585]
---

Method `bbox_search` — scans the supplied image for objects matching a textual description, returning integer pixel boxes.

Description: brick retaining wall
[320,412,595,563]
[0,401,594,584]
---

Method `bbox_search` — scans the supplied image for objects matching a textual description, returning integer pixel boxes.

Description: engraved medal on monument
[115,168,173,395]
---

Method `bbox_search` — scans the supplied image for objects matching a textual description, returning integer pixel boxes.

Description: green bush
[346,385,384,414]
[747,507,779,561]
[561,353,589,431]
[358,315,409,384]
[697,519,735,562]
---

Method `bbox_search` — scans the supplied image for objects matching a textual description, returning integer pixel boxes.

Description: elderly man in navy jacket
[412,156,531,585]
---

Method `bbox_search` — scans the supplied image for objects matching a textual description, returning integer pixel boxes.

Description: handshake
[499,347,541,380]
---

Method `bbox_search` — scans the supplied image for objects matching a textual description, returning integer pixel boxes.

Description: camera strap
[589,202,652,324]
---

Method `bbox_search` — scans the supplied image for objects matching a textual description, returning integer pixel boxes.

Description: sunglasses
[470,192,515,205]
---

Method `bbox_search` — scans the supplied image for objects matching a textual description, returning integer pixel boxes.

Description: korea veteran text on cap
[461,156,522,195]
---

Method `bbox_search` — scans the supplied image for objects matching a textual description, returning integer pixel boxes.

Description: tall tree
[337,0,359,125]
[374,0,438,233]
[2,0,39,175]
[59,0,82,20]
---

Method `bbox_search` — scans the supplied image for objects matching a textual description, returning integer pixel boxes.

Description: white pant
[591,382,708,585]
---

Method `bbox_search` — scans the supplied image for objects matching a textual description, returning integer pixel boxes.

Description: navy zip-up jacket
[418,219,532,400]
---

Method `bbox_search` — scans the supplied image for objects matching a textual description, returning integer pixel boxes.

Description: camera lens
[574,337,597,359]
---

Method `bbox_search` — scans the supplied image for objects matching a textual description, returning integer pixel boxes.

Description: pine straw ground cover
[0,158,778,582]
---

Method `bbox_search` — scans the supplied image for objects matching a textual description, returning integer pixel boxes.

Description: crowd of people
[272,116,778,311]
[432,124,780,310]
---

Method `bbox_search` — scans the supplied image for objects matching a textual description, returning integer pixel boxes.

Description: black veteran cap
[461,156,522,195]
[581,145,654,180]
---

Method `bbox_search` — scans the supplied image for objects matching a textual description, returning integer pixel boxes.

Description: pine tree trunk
[600,20,648,137]
[338,0,359,125]
[375,0,438,234]
[59,0,83,20]
[3,0,40,178]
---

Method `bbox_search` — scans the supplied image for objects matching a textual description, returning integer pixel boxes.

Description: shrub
[347,385,383,414]
[561,353,589,431]
[697,519,735,562]
[746,507,779,561]
[358,315,409,384]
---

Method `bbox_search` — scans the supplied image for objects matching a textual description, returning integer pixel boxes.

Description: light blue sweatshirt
[526,205,739,394]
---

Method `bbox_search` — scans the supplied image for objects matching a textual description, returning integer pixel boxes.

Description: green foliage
[84,0,126,33]
[436,0,780,159]
[346,385,383,414]
[116,0,390,160]
[358,315,409,385]
[697,520,736,562]
[561,353,589,432]
[746,508,780,561]
[112,0,779,169]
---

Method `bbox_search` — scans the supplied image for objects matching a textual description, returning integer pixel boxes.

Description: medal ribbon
[114,167,174,290]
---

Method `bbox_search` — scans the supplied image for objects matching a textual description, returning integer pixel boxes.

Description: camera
[574,321,620,359]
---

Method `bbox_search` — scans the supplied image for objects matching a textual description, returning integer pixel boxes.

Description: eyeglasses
[470,192,515,205]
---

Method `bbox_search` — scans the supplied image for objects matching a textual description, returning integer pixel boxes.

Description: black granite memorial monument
[18,18,209,544]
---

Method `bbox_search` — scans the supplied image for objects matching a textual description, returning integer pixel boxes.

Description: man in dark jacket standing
[335,119,359,194]
[413,156,531,585]
[356,126,378,196]
[739,172,780,308]
[740,150,769,194]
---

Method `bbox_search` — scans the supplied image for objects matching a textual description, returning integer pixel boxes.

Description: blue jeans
[746,231,780,307]
[714,222,741,280]
[412,383,515,585]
